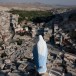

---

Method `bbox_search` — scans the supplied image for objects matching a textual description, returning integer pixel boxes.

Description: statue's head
[39,35,43,41]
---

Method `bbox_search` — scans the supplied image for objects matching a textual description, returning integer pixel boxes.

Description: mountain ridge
[0,2,76,11]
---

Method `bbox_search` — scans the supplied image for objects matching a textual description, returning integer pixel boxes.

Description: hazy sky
[0,0,76,5]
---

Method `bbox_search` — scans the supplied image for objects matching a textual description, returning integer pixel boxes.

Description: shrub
[9,9,53,23]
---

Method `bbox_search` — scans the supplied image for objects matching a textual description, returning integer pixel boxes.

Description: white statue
[33,35,48,74]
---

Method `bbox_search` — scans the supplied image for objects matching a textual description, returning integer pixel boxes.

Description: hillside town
[0,7,75,76]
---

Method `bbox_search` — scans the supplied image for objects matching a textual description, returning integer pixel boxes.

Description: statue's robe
[33,35,48,74]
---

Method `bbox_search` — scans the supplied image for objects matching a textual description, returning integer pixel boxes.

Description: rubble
[18,63,27,71]
[0,9,75,76]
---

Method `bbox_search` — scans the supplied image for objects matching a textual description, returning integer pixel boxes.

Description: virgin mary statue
[33,35,48,74]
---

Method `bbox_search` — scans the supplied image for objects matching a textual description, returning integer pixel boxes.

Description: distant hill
[0,2,53,11]
[0,2,76,11]
[0,5,10,11]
